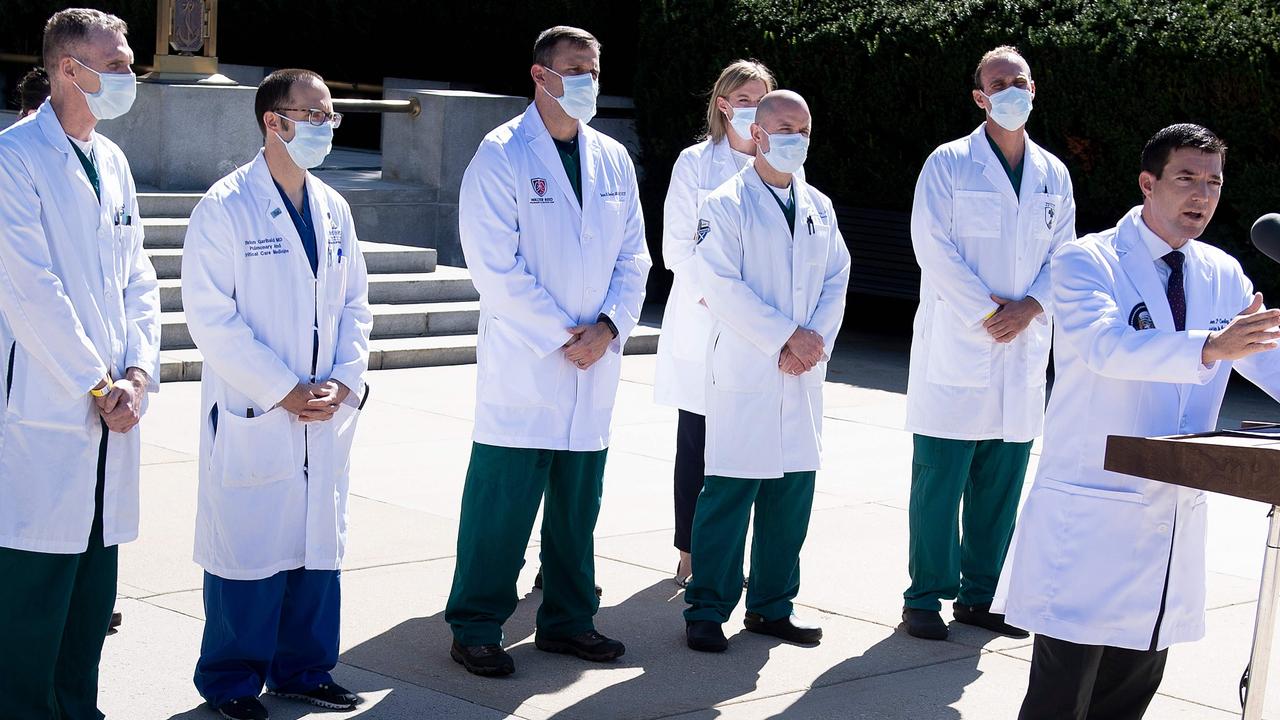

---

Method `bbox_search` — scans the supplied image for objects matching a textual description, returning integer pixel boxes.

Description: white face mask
[273,113,334,170]
[543,67,599,122]
[758,128,809,174]
[725,105,757,140]
[72,58,136,120]
[981,86,1033,131]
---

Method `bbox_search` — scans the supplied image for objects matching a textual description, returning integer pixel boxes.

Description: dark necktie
[1163,251,1186,331]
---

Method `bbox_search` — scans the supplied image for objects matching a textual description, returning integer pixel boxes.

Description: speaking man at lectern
[994,124,1280,719]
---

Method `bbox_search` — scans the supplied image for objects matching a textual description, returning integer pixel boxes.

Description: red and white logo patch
[531,178,548,197]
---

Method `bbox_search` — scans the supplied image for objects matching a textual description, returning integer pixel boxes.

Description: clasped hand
[780,328,825,376]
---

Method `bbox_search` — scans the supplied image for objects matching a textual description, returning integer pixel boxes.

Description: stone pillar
[382,89,527,265]
[96,81,260,191]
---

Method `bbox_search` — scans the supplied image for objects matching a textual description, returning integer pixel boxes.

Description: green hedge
[637,0,1280,296]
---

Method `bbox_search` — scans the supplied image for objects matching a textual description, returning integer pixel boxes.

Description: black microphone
[1251,213,1280,263]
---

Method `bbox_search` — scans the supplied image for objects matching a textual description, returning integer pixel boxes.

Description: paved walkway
[102,330,1280,718]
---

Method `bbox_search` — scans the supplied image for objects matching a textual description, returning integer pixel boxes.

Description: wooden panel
[1104,432,1280,505]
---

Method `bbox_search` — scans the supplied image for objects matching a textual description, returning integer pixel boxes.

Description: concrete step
[156,265,478,312]
[141,218,189,248]
[138,192,202,218]
[159,301,481,350]
[157,325,661,382]
[147,241,438,280]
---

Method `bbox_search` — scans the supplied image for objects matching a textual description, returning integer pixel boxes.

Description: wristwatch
[597,314,619,339]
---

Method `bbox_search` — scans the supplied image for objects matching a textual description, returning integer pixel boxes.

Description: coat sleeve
[327,206,372,397]
[120,158,161,391]
[807,207,852,359]
[459,139,578,359]
[662,148,701,283]
[695,193,797,356]
[0,142,108,397]
[598,156,651,350]
[1052,242,1215,384]
[1025,167,1078,318]
[910,150,1000,326]
[181,197,301,410]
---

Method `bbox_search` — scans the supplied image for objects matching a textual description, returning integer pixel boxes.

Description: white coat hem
[196,556,339,582]
[903,424,1038,444]
[472,431,608,453]
[0,535,89,555]
[704,465,820,480]
[1003,610,1204,651]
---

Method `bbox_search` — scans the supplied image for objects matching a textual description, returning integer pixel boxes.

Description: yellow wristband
[90,383,110,398]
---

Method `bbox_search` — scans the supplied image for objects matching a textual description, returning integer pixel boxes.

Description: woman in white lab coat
[654,59,776,586]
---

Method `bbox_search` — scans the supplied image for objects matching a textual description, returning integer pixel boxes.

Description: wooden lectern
[1106,424,1280,720]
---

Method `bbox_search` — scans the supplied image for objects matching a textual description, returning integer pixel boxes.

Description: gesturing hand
[1202,293,1280,364]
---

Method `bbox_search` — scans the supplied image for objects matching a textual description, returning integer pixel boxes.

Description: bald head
[755,90,810,133]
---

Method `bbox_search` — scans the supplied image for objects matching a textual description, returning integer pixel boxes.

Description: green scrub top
[985,130,1023,199]
[553,135,582,206]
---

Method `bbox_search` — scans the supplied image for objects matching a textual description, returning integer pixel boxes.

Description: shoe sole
[900,621,949,641]
[952,616,1030,638]
[217,708,267,720]
[687,639,729,653]
[268,690,359,711]
[450,646,515,677]
[743,624,822,645]
[534,638,625,662]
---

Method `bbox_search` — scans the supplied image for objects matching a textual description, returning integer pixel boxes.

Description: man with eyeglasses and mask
[902,45,1077,642]
[445,25,649,678]
[0,9,160,718]
[181,68,372,720]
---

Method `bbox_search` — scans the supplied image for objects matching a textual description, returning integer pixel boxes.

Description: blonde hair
[973,45,1028,90]
[705,60,776,143]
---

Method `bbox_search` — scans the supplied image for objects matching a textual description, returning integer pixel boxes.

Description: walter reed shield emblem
[531,178,548,197]
[1129,302,1155,330]
[697,219,711,244]
[1044,203,1056,230]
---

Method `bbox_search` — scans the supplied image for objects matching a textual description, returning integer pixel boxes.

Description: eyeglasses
[275,107,343,128]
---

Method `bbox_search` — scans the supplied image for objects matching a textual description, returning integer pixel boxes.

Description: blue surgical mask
[73,58,136,120]
[543,68,598,122]
[759,129,808,174]
[273,113,333,170]
[982,86,1033,131]
[726,105,756,140]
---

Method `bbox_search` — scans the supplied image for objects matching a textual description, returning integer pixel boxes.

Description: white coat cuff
[258,371,302,413]
[1189,330,1219,382]
[329,366,365,401]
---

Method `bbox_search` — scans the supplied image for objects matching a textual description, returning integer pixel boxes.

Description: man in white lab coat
[0,9,160,718]
[181,68,372,720]
[445,26,650,677]
[996,124,1280,719]
[903,46,1077,641]
[683,90,851,653]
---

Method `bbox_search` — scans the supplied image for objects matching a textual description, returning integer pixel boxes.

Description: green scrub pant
[684,472,816,624]
[445,442,607,646]
[0,430,117,720]
[904,434,1031,611]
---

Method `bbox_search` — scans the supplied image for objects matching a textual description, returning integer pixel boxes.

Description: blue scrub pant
[194,568,340,707]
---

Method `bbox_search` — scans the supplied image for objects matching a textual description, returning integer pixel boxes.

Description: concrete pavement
[101,330,1280,718]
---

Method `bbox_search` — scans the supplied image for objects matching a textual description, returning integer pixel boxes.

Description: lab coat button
[1158,523,1170,533]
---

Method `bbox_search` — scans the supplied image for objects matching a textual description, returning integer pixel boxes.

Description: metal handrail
[331,97,420,117]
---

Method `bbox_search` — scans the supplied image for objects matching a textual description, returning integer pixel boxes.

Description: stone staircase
[141,192,659,382]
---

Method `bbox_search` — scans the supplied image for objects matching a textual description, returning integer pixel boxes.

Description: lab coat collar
[519,103,586,220]
[743,163,816,239]
[1116,206,1177,334]
[35,100,101,207]
[247,150,326,279]
[969,123,1047,202]
[1134,210,1191,266]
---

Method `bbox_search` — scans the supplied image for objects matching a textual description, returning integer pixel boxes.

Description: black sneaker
[450,640,515,677]
[953,602,1030,638]
[744,612,822,645]
[216,696,269,720]
[533,568,603,597]
[534,629,625,661]
[686,620,728,653]
[270,682,361,710]
[902,607,949,641]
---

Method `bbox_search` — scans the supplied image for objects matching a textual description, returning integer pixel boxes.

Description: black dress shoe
[216,696,269,720]
[450,640,515,676]
[902,607,949,640]
[533,568,603,597]
[686,620,728,652]
[744,612,822,645]
[270,681,362,710]
[535,629,625,661]
[953,602,1030,638]
[110,612,122,630]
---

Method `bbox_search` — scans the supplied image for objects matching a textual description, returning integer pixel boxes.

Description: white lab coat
[182,151,373,581]
[695,167,851,479]
[993,207,1280,650]
[459,103,650,452]
[654,138,746,414]
[906,123,1077,442]
[0,100,160,554]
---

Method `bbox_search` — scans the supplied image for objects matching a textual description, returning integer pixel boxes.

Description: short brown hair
[705,60,776,143]
[42,8,128,70]
[973,45,1027,90]
[254,68,324,137]
[532,26,600,68]
[1141,124,1228,179]
[18,67,50,113]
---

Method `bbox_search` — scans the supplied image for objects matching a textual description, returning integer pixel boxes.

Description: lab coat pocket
[211,405,297,488]
[710,330,776,393]
[926,300,991,388]
[953,190,1002,239]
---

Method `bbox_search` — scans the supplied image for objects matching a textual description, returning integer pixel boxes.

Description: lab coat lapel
[1181,240,1214,334]
[580,125,600,230]
[744,166,793,244]
[38,105,100,211]
[707,138,732,187]
[971,124,1018,203]
[1116,210,1176,334]
[248,152,315,279]
[521,105,583,220]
